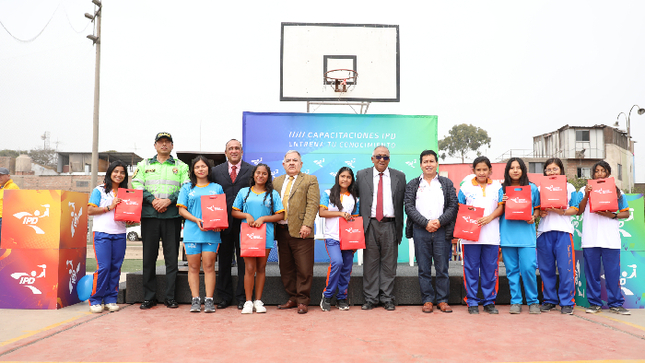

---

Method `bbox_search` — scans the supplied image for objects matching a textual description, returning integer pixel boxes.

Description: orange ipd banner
[0,248,86,309]
[1,190,88,249]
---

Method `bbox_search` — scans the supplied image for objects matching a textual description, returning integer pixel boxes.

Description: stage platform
[121,261,545,306]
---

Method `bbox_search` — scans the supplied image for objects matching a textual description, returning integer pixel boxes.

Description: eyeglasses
[373,155,390,161]
[545,168,560,173]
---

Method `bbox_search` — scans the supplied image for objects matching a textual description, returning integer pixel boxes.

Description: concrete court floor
[1,302,645,363]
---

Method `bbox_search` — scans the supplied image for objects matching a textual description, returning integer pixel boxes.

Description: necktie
[376,172,384,221]
[282,176,294,216]
[231,165,237,183]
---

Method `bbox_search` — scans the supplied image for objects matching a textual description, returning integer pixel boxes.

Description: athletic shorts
[184,242,219,255]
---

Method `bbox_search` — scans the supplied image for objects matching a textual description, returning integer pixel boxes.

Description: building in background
[500,124,634,192]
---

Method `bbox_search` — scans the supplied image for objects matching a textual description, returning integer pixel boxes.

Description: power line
[0,0,63,43]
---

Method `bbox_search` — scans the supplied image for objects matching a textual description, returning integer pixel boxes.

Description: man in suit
[274,150,320,314]
[356,146,406,311]
[211,139,253,309]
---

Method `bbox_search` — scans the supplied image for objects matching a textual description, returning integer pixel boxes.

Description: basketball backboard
[280,23,400,102]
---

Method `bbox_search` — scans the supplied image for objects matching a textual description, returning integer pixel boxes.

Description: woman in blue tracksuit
[536,158,581,315]
[87,161,129,313]
[498,157,541,314]
[319,166,359,311]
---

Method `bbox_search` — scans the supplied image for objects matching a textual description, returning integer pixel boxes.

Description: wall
[0,156,15,174]
[10,175,135,195]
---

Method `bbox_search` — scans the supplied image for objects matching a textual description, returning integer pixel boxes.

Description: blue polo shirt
[498,183,540,247]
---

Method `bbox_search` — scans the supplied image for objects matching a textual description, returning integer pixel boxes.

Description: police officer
[133,132,190,309]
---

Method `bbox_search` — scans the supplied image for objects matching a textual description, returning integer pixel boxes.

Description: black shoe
[164,299,179,308]
[483,304,499,314]
[540,303,557,312]
[237,301,245,310]
[361,302,375,310]
[140,300,157,310]
[468,306,479,314]
[217,300,231,309]
[383,301,396,311]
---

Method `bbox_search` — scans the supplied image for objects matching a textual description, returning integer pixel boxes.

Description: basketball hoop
[324,69,358,93]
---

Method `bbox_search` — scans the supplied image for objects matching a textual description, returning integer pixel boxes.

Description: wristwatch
[612,213,617,219]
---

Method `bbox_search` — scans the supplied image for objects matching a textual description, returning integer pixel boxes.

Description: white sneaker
[105,303,119,312]
[241,301,254,314]
[254,300,267,313]
[89,304,103,313]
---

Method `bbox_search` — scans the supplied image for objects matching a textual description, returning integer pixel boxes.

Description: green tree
[438,124,491,163]
[0,149,28,158]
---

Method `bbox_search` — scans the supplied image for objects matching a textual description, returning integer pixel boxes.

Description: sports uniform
[457,177,502,307]
[88,185,126,306]
[498,183,540,306]
[580,188,629,308]
[536,182,581,308]
[177,182,224,255]
[232,187,284,248]
[320,190,359,301]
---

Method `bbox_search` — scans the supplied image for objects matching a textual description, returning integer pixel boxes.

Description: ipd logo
[13,204,50,234]
[10,264,47,294]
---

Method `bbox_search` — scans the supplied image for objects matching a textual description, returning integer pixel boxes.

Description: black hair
[543,158,565,176]
[329,166,358,213]
[419,150,438,164]
[472,156,491,170]
[502,158,530,190]
[189,155,215,188]
[592,160,621,198]
[244,163,275,212]
[104,161,129,192]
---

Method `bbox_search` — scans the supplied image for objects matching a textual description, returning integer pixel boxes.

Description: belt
[371,217,395,223]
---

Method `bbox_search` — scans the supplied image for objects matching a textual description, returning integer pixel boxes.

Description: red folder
[453,205,484,241]
[200,194,229,229]
[114,189,142,222]
[339,217,366,250]
[588,177,619,212]
[505,186,532,221]
[240,223,266,257]
[540,175,568,210]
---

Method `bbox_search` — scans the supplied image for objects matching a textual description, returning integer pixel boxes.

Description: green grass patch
[85,258,165,274]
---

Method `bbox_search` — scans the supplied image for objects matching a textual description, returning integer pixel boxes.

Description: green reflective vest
[132,155,190,219]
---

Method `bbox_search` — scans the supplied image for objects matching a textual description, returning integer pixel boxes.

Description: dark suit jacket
[211,160,253,236]
[356,167,406,244]
[273,172,319,239]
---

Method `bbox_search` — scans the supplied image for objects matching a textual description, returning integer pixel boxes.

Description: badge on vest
[145,169,156,173]
[172,167,178,175]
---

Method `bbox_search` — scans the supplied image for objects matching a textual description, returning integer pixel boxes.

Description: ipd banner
[573,193,645,309]
[243,112,438,262]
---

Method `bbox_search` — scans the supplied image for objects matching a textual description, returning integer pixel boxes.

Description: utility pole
[86,0,101,190]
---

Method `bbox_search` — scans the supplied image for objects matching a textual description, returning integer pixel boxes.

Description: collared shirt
[278,174,299,224]
[88,184,126,234]
[457,177,502,245]
[370,167,394,218]
[414,174,444,221]
[228,160,242,178]
[537,182,581,236]
[320,190,359,240]
[580,187,629,249]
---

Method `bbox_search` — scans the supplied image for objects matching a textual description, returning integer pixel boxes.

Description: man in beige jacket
[273,150,319,314]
